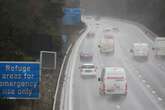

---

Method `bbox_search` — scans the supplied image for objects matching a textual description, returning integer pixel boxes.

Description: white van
[98,67,127,95]
[98,38,114,53]
[131,43,149,57]
[153,37,165,56]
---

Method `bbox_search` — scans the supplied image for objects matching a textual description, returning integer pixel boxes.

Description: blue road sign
[65,0,80,2]
[63,8,81,25]
[64,8,81,15]
[0,62,40,99]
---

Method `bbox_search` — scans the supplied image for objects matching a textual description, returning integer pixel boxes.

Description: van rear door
[105,75,125,93]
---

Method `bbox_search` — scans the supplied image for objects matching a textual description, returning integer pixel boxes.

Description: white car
[131,43,149,57]
[79,64,97,77]
[153,37,165,56]
[98,67,127,95]
[98,38,114,53]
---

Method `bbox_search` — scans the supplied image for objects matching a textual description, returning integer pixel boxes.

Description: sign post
[0,61,40,99]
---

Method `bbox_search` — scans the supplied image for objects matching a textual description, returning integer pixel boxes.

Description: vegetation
[0,0,64,108]
[0,0,64,60]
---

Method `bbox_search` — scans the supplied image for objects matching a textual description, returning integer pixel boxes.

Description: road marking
[152,90,156,94]
[158,97,163,101]
[138,74,142,78]
[142,79,146,83]
[146,84,151,88]
[135,71,139,74]
[116,105,121,109]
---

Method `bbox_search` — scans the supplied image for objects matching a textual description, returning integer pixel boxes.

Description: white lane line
[53,43,73,110]
[135,70,139,74]
[146,84,151,88]
[138,74,142,78]
[116,105,121,109]
[108,18,163,109]
[68,26,89,110]
[142,79,146,83]
[152,90,156,94]
[158,97,163,101]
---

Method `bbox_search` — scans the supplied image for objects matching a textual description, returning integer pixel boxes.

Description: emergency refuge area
[0,62,40,99]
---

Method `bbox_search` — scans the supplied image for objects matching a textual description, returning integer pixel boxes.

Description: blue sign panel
[66,0,80,2]
[63,8,81,25]
[0,62,40,99]
[63,8,81,15]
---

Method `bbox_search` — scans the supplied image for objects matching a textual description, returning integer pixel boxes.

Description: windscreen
[81,65,95,69]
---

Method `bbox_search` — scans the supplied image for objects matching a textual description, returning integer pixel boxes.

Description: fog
[80,0,165,36]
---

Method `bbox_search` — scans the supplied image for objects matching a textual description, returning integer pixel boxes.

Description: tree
[0,0,64,60]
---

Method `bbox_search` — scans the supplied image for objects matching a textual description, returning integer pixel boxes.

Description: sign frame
[40,51,57,70]
[0,61,41,99]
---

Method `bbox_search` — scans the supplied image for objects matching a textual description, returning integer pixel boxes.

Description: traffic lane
[115,24,165,104]
[98,19,164,108]
[117,31,165,86]
[75,22,159,110]
[73,26,126,110]
[95,18,165,73]
[105,18,165,85]
[97,17,165,104]
[96,33,162,110]
[73,44,161,110]
[116,29,163,110]
[106,19,165,75]
[73,49,144,110]
[149,52,165,71]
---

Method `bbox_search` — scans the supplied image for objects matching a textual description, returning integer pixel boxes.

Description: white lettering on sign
[2,89,15,95]
[5,65,31,72]
[18,89,32,96]
[24,74,34,79]
[2,74,22,79]
[0,82,37,88]
[1,89,33,96]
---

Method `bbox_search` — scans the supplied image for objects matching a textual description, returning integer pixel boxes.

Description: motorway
[62,16,165,110]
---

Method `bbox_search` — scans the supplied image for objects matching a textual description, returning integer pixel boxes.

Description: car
[98,67,127,95]
[80,51,93,60]
[86,31,95,38]
[130,43,149,57]
[153,37,165,56]
[98,38,114,53]
[79,63,97,77]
